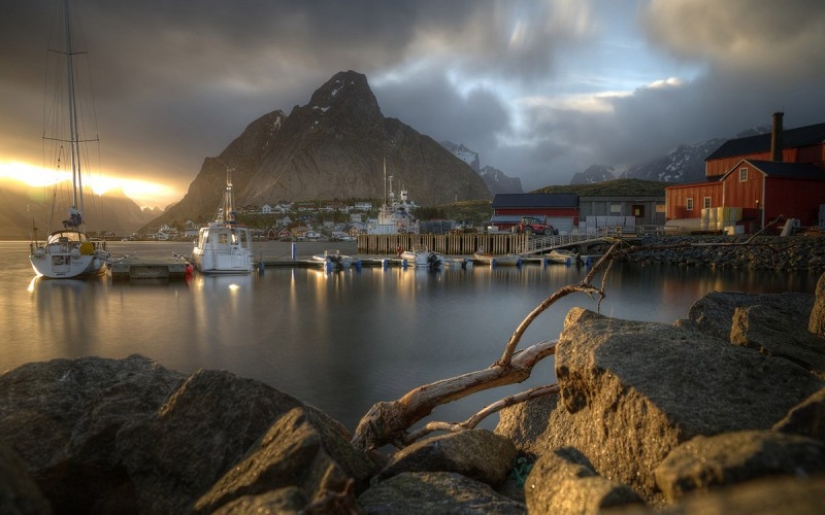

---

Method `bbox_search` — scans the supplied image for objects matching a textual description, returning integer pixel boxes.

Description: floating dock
[110,255,192,281]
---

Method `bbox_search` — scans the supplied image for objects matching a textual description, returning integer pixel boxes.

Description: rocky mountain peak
[148,71,490,228]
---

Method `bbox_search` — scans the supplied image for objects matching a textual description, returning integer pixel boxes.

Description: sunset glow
[0,160,175,208]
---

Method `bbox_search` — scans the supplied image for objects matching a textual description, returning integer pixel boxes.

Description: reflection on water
[2,240,819,431]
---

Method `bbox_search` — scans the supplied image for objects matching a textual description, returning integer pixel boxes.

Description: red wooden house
[490,193,580,233]
[665,112,825,231]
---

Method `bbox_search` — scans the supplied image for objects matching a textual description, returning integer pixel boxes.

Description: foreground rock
[497,278,825,512]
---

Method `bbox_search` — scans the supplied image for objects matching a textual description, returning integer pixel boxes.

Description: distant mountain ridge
[440,141,524,194]
[0,180,158,240]
[570,125,773,185]
[148,71,491,229]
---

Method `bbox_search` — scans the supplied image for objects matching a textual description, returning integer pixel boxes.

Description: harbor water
[1,240,818,432]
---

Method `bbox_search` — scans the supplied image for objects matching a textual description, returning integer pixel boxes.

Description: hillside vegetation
[533,178,668,196]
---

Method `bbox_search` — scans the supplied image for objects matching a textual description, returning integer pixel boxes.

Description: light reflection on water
[2,241,819,431]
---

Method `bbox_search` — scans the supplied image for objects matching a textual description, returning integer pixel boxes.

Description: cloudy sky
[1,0,824,208]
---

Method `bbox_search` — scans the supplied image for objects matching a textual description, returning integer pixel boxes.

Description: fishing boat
[400,244,444,270]
[191,169,256,274]
[367,159,420,234]
[312,249,354,271]
[473,250,522,267]
[29,0,110,279]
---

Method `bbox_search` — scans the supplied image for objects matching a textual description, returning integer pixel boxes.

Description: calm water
[1,241,818,432]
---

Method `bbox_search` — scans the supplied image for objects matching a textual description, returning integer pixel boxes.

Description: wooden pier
[110,255,192,281]
[356,233,528,255]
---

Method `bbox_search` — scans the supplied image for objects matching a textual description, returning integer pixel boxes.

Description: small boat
[400,244,444,270]
[312,249,354,271]
[546,249,589,266]
[191,169,256,274]
[29,0,110,279]
[473,251,522,267]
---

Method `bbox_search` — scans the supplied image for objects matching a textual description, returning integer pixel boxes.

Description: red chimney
[771,111,784,162]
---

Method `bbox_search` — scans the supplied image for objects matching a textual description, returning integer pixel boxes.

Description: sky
[1,0,824,209]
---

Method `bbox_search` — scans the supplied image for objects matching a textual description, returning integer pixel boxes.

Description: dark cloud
[2,0,824,205]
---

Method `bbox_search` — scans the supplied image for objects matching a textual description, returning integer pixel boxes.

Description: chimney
[771,111,784,162]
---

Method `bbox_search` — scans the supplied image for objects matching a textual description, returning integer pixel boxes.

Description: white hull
[30,231,108,279]
[473,252,522,267]
[312,250,353,270]
[192,225,255,274]
[401,248,444,269]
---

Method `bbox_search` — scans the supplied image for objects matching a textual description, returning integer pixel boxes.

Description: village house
[666,112,825,232]
[490,193,579,233]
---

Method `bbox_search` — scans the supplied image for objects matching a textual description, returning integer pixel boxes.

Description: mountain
[570,165,619,185]
[440,140,524,194]
[148,71,491,229]
[572,125,773,186]
[0,179,157,240]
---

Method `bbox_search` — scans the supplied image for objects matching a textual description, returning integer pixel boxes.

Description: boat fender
[491,258,497,268]
[381,259,389,270]
[70,247,81,259]
[402,259,409,269]
[326,260,333,274]
[258,262,265,275]
[517,257,523,268]
[355,259,362,272]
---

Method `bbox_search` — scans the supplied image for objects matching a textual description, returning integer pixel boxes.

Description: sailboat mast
[62,0,84,221]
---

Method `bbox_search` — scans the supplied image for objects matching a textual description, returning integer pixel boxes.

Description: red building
[665,113,825,231]
[490,193,579,233]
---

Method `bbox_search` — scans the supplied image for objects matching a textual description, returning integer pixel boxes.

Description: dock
[110,254,192,281]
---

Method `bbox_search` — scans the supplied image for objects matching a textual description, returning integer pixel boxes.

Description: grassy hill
[533,178,668,197]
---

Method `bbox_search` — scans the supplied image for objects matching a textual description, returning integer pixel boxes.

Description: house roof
[706,122,825,161]
[730,159,825,181]
[491,193,579,209]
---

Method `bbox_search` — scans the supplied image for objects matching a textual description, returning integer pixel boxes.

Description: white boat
[400,244,444,270]
[473,250,522,267]
[312,250,354,271]
[546,249,589,266]
[191,169,256,274]
[29,0,110,279]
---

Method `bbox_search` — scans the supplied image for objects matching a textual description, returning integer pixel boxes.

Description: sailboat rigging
[29,0,109,278]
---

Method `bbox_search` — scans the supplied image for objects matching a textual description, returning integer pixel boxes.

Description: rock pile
[622,235,825,270]
[1,274,824,514]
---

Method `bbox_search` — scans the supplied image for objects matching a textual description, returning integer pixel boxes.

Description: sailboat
[29,0,110,279]
[191,168,256,274]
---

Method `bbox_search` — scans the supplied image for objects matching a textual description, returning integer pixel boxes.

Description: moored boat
[473,251,522,267]
[400,244,444,270]
[191,169,256,274]
[312,250,354,271]
[546,249,590,266]
[29,0,110,279]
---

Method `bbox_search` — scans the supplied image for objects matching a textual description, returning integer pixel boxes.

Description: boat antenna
[225,167,236,226]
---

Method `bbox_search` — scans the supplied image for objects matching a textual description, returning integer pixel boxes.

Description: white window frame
[739,168,748,182]
[687,198,694,211]
[703,197,712,209]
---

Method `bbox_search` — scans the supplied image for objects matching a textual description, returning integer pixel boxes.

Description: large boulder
[372,429,516,486]
[193,406,376,514]
[497,307,824,500]
[116,368,311,513]
[811,272,825,337]
[684,291,814,342]
[654,430,825,502]
[524,447,642,514]
[358,471,526,514]
[0,443,52,515]
[730,304,825,378]
[773,387,825,441]
[0,355,186,513]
